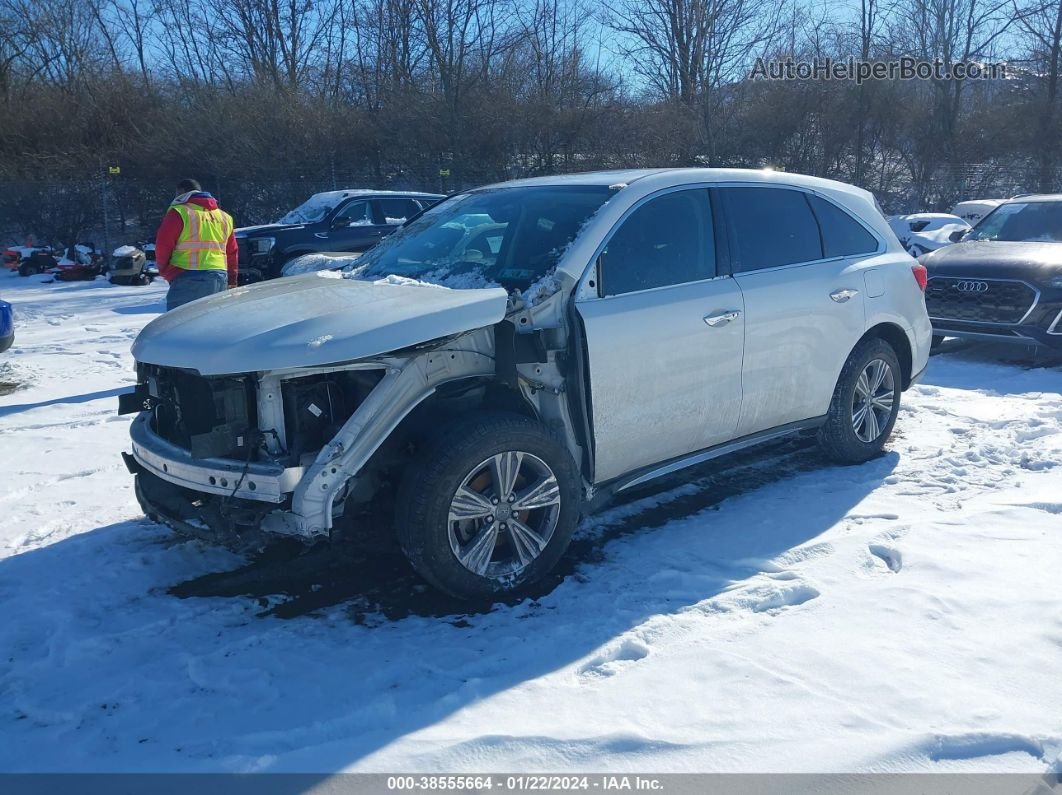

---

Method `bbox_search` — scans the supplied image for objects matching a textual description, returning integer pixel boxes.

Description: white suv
[121,169,932,599]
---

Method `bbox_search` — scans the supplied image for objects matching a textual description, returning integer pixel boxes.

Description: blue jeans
[166,270,228,311]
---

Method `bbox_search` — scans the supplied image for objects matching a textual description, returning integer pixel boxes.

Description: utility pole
[99,157,113,266]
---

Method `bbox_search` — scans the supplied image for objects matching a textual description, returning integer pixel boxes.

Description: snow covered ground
[1,273,1061,775]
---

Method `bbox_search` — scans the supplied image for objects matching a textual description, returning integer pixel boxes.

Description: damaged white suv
[121,169,931,599]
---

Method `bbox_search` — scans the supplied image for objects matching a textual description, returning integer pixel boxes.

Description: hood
[923,240,1062,280]
[132,275,509,375]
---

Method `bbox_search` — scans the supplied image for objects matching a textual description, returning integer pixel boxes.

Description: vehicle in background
[53,247,105,281]
[234,190,445,283]
[122,168,931,600]
[109,246,158,286]
[951,199,1004,225]
[922,194,1062,349]
[4,246,51,274]
[887,213,971,257]
[0,297,12,352]
[15,249,59,277]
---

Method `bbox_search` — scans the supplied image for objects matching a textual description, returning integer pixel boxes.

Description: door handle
[830,288,859,303]
[703,310,741,327]
[314,232,329,239]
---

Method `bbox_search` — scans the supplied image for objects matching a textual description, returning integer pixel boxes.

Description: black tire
[395,412,581,600]
[818,337,902,464]
[237,268,264,286]
[17,263,39,277]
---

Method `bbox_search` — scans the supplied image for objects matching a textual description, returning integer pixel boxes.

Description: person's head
[175,178,201,197]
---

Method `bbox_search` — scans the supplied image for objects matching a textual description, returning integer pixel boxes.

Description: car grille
[925,277,1037,324]
[142,365,258,459]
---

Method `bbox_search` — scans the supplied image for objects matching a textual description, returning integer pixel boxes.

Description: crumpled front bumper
[128,413,305,504]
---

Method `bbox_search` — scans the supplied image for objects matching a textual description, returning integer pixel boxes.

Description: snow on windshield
[276,190,363,225]
[342,185,614,294]
[283,252,362,277]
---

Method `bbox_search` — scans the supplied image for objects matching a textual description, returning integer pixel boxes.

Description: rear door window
[333,200,373,227]
[720,187,822,272]
[377,198,423,225]
[600,189,715,296]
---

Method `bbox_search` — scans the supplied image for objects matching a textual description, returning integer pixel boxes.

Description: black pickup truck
[235,189,445,282]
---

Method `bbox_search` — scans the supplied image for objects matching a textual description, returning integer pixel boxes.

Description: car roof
[471,168,875,202]
[901,213,967,223]
[309,189,445,200]
[1004,193,1062,203]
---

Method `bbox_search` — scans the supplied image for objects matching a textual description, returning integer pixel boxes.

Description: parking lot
[0,274,1060,774]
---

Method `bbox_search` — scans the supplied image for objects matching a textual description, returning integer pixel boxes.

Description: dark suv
[235,190,445,282]
[922,195,1062,349]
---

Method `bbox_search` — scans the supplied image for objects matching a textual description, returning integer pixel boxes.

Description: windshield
[967,202,1062,242]
[276,192,346,225]
[347,185,614,291]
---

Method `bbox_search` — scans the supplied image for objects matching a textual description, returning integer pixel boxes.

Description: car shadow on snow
[112,300,165,315]
[169,436,883,622]
[0,439,899,771]
[0,386,129,419]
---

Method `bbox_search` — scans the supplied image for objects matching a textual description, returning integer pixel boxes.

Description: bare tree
[1014,0,1062,190]
[607,0,784,163]
[891,0,1013,203]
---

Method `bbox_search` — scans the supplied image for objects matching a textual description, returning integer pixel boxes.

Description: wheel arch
[344,375,542,509]
[860,322,914,389]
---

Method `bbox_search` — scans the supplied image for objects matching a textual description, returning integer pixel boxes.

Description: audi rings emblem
[955,280,990,293]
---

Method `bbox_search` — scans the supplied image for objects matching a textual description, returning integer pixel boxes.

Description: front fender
[262,334,497,538]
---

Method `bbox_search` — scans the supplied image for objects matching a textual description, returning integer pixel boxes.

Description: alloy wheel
[447,451,562,580]
[852,358,896,443]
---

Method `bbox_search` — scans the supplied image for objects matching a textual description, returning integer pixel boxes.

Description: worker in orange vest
[154,178,238,311]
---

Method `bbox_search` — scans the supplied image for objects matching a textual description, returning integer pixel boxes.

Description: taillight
[911,263,928,291]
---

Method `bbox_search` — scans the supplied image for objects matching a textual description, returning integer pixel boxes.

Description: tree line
[1,0,1060,245]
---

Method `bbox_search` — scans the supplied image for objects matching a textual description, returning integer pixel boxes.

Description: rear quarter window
[808,195,879,257]
[377,198,423,224]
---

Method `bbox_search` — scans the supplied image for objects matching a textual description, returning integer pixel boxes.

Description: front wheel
[395,412,581,599]
[818,338,902,463]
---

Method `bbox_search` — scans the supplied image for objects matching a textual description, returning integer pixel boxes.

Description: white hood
[132,274,509,375]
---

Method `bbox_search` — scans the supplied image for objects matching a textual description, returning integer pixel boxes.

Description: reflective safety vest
[169,203,233,272]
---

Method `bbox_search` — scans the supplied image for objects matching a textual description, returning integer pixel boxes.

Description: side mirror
[331,216,352,229]
[949,229,967,243]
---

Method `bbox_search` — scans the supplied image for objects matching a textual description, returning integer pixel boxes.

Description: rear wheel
[818,338,902,463]
[395,412,581,599]
[17,262,40,277]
